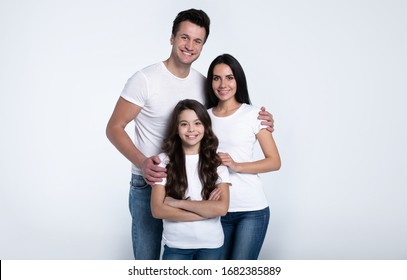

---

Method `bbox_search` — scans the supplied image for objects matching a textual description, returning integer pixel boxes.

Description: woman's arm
[218,128,281,174]
[150,184,206,222]
[164,183,230,219]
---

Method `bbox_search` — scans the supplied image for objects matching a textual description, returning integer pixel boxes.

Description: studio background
[1,0,406,259]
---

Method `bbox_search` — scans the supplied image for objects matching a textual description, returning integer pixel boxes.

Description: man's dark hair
[172,9,210,43]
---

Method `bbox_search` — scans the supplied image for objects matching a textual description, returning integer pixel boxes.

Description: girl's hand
[208,187,222,201]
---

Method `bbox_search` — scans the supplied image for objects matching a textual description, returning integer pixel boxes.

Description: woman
[206,54,281,260]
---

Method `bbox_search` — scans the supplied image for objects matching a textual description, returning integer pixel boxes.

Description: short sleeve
[120,71,149,107]
[251,106,268,135]
[155,153,170,186]
[216,165,231,186]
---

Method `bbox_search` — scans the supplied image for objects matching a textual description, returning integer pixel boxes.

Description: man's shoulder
[139,62,163,74]
[189,67,206,79]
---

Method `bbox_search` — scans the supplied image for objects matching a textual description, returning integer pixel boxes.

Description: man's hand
[141,156,167,185]
[258,106,275,133]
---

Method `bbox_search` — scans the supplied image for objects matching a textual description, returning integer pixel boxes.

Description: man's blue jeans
[129,174,163,259]
[220,207,270,260]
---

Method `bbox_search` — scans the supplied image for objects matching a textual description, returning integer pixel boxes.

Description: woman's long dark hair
[162,99,221,200]
[205,53,252,109]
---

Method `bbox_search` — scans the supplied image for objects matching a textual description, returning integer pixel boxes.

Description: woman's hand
[218,152,239,172]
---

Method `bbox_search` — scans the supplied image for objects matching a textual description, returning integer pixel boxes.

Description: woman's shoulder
[241,103,261,112]
[237,103,262,118]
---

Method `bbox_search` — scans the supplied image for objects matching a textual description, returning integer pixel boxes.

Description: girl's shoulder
[157,153,170,167]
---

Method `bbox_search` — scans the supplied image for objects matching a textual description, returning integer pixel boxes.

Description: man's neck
[163,58,191,78]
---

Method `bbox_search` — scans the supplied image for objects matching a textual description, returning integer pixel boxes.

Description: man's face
[170,21,206,66]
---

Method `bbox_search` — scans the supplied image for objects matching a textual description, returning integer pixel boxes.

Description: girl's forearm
[152,204,205,221]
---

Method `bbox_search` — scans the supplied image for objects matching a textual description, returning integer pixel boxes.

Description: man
[106,9,274,260]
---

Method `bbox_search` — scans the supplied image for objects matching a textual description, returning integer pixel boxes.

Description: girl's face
[212,63,237,102]
[177,109,205,154]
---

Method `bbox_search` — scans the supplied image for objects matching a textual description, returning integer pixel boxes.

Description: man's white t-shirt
[120,62,205,175]
[157,153,231,249]
[208,103,269,212]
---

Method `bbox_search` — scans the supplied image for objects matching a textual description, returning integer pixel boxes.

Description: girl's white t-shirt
[157,153,231,249]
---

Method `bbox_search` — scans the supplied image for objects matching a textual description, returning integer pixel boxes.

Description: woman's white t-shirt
[208,103,269,212]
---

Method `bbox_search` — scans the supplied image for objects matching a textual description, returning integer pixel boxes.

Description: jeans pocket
[130,174,149,190]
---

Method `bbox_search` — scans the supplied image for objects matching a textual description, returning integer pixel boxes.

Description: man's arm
[106,97,166,182]
[258,106,275,133]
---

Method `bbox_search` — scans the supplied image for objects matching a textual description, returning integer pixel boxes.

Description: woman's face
[211,63,237,102]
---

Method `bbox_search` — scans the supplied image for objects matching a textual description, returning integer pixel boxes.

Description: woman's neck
[213,100,242,117]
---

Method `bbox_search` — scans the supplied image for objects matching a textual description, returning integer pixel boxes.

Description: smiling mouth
[182,50,193,56]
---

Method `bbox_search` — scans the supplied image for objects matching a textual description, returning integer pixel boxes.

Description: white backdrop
[1,0,406,260]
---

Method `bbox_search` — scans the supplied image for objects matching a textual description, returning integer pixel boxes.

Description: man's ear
[170,35,174,45]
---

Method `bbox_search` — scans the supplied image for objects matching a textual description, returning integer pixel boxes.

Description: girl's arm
[164,183,230,219]
[218,128,281,174]
[150,184,206,222]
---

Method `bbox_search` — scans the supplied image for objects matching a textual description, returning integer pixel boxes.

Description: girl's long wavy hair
[162,99,221,200]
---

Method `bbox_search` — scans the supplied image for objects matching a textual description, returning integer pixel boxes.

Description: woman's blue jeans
[162,245,223,260]
[129,174,163,260]
[221,207,270,260]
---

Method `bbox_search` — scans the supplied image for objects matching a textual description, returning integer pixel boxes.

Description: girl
[206,54,281,260]
[150,99,231,260]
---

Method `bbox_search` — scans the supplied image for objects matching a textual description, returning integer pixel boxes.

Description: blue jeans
[221,207,270,260]
[162,245,223,260]
[129,174,163,260]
